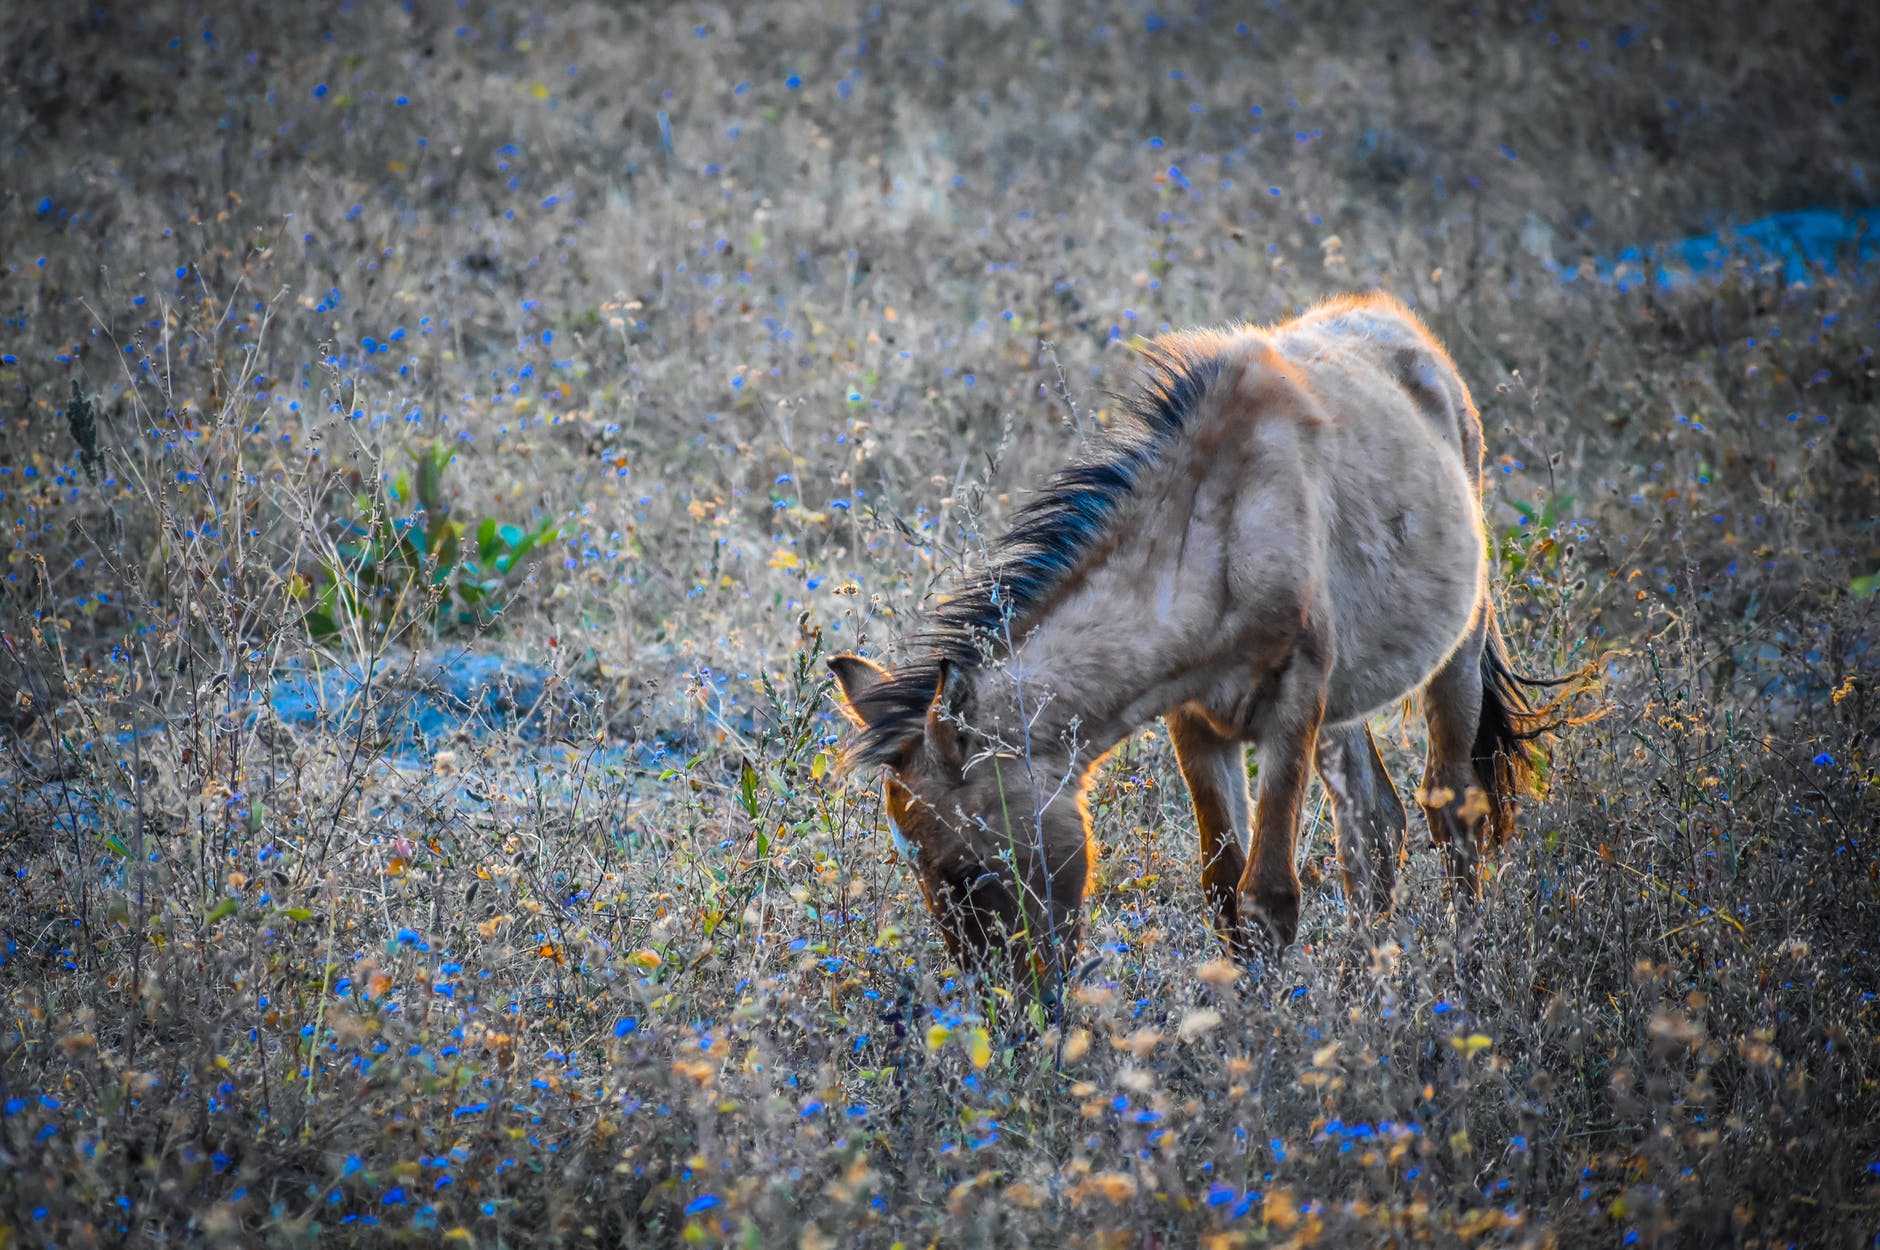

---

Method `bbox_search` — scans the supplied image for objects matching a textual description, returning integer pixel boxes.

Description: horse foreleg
[1238,647,1330,954]
[1167,706,1252,957]
[1315,722,1408,921]
[1418,614,1491,900]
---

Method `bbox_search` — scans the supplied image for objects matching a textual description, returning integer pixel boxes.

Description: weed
[301,440,562,643]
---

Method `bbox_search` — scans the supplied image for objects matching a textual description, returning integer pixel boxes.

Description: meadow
[1,1,1876,1245]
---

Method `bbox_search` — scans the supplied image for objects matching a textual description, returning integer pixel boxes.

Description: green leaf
[432,526,462,585]
[416,443,446,512]
[477,518,500,563]
[388,519,427,573]
[1852,570,1880,600]
[205,897,239,926]
[277,907,317,923]
[100,835,132,859]
[504,528,554,567]
[304,610,340,642]
[738,759,760,819]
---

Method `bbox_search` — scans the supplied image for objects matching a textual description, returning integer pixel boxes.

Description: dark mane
[846,338,1226,765]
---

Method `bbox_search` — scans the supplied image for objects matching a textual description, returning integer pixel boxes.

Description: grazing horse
[830,292,1558,992]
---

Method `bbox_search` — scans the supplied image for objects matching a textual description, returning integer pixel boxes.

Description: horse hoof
[1238,886,1300,955]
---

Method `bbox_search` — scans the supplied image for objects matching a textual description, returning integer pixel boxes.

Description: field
[2,1,1877,1245]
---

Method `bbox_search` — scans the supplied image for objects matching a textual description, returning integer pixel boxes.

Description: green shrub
[300,440,561,643]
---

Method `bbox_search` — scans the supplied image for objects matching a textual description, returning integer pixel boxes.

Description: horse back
[1279,293,1484,494]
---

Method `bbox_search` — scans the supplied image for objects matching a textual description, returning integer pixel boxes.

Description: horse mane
[845,335,1228,766]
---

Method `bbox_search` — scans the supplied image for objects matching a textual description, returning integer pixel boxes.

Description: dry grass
[1,1,1876,1245]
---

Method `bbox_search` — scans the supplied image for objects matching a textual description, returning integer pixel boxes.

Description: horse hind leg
[1420,605,1555,901]
[1315,722,1408,920]
[1166,706,1252,958]
[1417,617,1493,898]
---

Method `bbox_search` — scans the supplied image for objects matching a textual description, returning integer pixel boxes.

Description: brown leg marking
[1167,706,1251,957]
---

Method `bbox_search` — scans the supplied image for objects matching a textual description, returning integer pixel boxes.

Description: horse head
[828,653,1090,998]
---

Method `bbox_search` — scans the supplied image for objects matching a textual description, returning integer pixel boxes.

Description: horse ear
[928,659,971,768]
[828,655,891,725]
[936,658,971,715]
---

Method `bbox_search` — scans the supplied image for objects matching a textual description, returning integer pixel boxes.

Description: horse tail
[1474,609,1587,845]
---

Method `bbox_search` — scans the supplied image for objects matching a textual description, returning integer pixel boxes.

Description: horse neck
[964,555,1205,775]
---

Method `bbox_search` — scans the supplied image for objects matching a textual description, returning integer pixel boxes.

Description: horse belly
[1322,463,1482,725]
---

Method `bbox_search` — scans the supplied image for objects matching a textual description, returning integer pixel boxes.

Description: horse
[829,292,1561,995]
